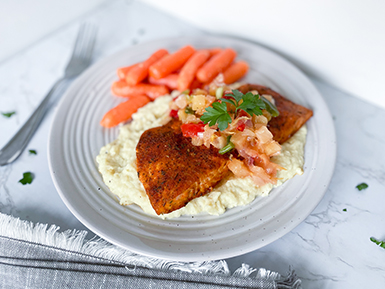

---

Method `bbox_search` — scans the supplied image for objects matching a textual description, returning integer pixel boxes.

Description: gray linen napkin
[0,213,301,288]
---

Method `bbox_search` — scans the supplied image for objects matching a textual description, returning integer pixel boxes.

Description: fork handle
[0,78,65,166]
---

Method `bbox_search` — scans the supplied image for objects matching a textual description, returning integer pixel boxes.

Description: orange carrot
[148,73,179,90]
[100,95,150,128]
[111,80,169,100]
[196,48,237,83]
[111,79,130,96]
[125,49,169,86]
[222,61,249,84]
[149,45,196,80]
[177,50,210,91]
[117,64,136,79]
[208,48,222,56]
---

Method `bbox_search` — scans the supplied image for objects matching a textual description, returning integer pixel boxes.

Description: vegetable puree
[96,95,307,219]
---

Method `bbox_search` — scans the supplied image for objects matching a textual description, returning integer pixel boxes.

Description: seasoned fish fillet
[238,84,313,144]
[136,120,229,215]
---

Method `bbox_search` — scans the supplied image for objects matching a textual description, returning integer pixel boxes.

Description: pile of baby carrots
[100,45,249,128]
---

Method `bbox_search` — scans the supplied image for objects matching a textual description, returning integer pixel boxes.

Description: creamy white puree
[96,95,307,219]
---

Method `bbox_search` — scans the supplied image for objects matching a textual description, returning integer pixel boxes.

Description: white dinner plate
[48,35,336,262]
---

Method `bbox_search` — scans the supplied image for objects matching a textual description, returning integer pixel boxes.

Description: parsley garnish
[261,96,280,117]
[201,90,278,131]
[200,101,232,131]
[19,172,34,185]
[342,208,347,212]
[2,111,16,118]
[222,90,266,117]
[370,237,385,249]
[29,149,37,155]
[356,183,368,191]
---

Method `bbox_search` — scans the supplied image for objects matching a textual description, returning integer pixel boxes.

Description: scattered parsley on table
[1,111,16,118]
[19,172,34,185]
[370,237,385,249]
[342,208,347,212]
[356,183,368,191]
[29,149,37,155]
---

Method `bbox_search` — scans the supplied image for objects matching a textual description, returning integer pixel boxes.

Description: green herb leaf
[261,96,280,117]
[29,149,37,155]
[342,208,347,212]
[356,183,368,191]
[19,172,34,185]
[221,97,237,107]
[226,89,244,103]
[370,237,385,249]
[237,92,265,116]
[2,111,16,118]
[201,101,232,130]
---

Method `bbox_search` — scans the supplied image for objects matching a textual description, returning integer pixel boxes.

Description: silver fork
[0,24,97,166]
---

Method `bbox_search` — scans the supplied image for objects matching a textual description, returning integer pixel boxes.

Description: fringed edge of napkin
[0,213,301,288]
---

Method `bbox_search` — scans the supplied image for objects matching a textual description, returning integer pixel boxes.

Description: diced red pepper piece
[169,109,178,118]
[237,123,246,131]
[181,123,205,137]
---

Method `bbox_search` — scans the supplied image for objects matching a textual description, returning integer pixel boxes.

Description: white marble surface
[1,1,384,288]
[0,0,106,62]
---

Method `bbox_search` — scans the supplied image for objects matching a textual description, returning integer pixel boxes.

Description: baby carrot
[148,73,179,90]
[177,49,210,91]
[149,45,196,80]
[125,49,169,86]
[222,61,249,84]
[208,47,222,56]
[111,80,169,99]
[111,79,131,96]
[117,64,136,79]
[100,95,150,128]
[196,48,237,83]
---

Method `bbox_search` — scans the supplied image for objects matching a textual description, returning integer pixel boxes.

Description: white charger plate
[48,35,336,261]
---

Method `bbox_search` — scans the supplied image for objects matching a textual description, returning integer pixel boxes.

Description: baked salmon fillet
[137,84,312,215]
[136,119,229,215]
[238,84,313,144]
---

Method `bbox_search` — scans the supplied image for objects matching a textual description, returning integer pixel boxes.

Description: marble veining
[0,1,384,288]
[0,165,16,215]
